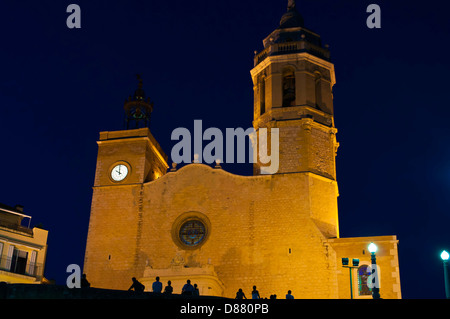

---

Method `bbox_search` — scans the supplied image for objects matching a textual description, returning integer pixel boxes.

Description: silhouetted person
[0,282,7,299]
[182,279,194,295]
[251,285,260,299]
[128,277,145,293]
[270,294,277,299]
[286,290,294,299]
[152,276,162,293]
[235,288,247,299]
[164,281,173,295]
[80,274,90,288]
[193,283,199,296]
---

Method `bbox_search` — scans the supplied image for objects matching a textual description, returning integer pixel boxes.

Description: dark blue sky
[1,0,449,299]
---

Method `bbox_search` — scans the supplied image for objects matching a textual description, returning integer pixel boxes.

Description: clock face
[111,164,129,182]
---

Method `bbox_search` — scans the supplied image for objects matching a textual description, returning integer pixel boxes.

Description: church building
[83,1,401,299]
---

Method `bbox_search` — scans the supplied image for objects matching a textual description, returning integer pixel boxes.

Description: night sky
[1,0,449,299]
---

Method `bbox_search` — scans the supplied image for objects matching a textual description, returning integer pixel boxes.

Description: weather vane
[136,73,143,88]
[288,0,296,10]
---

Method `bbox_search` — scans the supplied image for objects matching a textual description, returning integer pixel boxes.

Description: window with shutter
[28,250,37,276]
[5,245,14,270]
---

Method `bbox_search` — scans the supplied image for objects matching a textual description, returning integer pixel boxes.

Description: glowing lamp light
[441,250,450,261]
[368,243,378,254]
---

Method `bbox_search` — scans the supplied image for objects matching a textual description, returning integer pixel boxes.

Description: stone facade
[84,146,401,298]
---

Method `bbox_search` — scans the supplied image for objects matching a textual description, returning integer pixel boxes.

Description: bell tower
[92,76,168,188]
[251,0,339,178]
[84,77,169,289]
[124,74,154,129]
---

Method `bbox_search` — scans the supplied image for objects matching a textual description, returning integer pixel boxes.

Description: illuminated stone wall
[85,162,341,298]
[84,161,400,298]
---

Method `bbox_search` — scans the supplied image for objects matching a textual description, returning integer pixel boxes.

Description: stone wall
[84,164,343,298]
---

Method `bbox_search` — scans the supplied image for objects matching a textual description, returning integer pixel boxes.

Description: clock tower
[92,77,168,187]
[84,78,168,288]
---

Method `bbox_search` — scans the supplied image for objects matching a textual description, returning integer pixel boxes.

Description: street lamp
[368,243,377,254]
[440,250,450,299]
[368,242,381,299]
[342,257,360,299]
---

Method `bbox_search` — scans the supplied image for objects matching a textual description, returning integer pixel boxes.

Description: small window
[282,68,296,107]
[260,77,266,115]
[314,72,322,109]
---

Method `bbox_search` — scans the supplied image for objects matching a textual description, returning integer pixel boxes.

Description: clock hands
[112,164,128,181]
[115,165,123,175]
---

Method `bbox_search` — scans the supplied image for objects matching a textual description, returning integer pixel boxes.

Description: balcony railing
[254,40,330,66]
[0,219,33,235]
[0,256,43,278]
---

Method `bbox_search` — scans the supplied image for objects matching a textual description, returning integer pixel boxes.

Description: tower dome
[254,0,330,66]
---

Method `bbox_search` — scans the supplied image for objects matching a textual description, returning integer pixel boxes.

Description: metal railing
[0,219,33,235]
[254,40,330,66]
[0,256,43,278]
